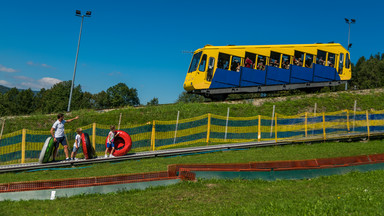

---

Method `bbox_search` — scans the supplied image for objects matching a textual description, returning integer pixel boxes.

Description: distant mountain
[0,85,39,94]
[0,85,10,94]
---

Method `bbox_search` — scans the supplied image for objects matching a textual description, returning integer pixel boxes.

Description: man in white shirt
[50,113,79,161]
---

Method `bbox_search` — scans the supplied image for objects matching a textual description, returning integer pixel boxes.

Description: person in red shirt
[245,57,253,68]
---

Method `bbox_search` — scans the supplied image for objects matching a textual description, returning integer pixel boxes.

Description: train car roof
[198,43,347,50]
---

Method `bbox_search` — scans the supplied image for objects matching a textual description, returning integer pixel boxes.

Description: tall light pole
[67,10,91,112]
[345,18,356,50]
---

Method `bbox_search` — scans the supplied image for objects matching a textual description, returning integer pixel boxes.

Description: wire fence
[0,109,382,165]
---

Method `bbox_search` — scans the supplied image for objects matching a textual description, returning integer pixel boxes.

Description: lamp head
[76,10,81,16]
[345,18,349,23]
[86,11,92,16]
[351,19,356,24]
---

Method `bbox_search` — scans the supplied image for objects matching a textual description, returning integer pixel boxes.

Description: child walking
[71,128,82,160]
[105,125,120,158]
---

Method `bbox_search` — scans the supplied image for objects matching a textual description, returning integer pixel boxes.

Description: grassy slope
[1,140,384,215]
[2,89,384,214]
[2,88,384,134]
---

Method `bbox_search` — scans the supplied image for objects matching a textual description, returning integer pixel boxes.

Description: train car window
[282,54,291,69]
[327,53,336,67]
[345,53,350,69]
[206,57,215,81]
[316,50,326,65]
[339,53,344,74]
[199,54,207,72]
[245,52,256,69]
[188,51,202,73]
[218,53,230,70]
[230,56,242,72]
[257,55,266,70]
[270,51,281,68]
[294,51,304,67]
[305,54,313,68]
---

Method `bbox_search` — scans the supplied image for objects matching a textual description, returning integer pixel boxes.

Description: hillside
[0,85,10,94]
[1,88,384,134]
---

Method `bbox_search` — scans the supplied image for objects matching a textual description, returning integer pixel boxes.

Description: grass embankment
[2,88,384,134]
[1,140,383,183]
[1,140,384,215]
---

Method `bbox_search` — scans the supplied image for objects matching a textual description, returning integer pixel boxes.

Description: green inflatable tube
[38,137,55,163]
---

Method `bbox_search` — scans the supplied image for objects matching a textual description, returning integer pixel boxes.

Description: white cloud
[108,71,122,76]
[27,61,53,69]
[0,64,17,73]
[39,77,62,88]
[0,80,12,86]
[13,76,34,82]
[19,77,62,90]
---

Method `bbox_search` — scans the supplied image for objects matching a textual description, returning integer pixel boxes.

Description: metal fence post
[366,110,370,139]
[92,123,96,149]
[151,120,156,151]
[258,115,261,142]
[21,129,26,164]
[322,112,326,141]
[305,112,308,137]
[274,113,278,142]
[346,110,350,133]
[206,113,211,145]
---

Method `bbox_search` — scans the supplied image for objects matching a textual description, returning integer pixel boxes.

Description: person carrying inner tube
[105,125,120,158]
[50,113,79,161]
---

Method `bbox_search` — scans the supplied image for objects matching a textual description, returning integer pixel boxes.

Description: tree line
[0,82,140,116]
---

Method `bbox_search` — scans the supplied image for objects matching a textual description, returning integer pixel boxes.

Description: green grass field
[1,140,384,215]
[2,89,384,215]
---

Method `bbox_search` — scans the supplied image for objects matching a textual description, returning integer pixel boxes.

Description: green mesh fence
[0,109,382,165]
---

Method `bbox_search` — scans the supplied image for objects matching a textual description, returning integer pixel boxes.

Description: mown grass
[1,166,384,215]
[2,89,384,134]
[1,139,383,184]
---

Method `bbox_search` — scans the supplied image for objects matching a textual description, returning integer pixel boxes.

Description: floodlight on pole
[67,10,91,112]
[345,18,356,50]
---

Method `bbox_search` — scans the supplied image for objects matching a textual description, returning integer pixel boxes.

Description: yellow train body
[184,43,351,92]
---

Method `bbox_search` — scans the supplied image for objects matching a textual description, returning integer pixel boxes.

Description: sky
[0,0,383,104]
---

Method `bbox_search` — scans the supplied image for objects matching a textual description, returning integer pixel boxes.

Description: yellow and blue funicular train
[184,43,351,99]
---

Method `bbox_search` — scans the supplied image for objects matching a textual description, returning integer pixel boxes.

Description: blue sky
[0,0,383,104]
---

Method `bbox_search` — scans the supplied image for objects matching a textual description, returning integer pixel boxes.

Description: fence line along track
[0,131,381,174]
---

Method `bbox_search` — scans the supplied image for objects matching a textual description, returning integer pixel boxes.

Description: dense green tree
[106,83,140,107]
[147,97,159,106]
[176,91,205,103]
[93,91,111,109]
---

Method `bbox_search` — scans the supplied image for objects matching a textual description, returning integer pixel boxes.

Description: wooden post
[258,115,261,142]
[366,110,370,139]
[92,123,96,149]
[322,112,326,141]
[305,112,308,137]
[151,120,156,151]
[206,113,211,145]
[118,113,122,130]
[21,129,26,164]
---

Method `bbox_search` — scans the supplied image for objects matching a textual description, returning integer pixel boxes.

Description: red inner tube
[105,130,132,156]
[81,133,89,159]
